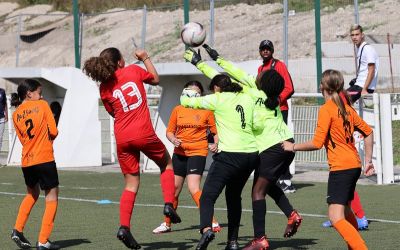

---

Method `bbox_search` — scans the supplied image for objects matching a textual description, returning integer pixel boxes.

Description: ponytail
[258,70,284,110]
[83,47,122,83]
[321,69,350,126]
[10,93,21,107]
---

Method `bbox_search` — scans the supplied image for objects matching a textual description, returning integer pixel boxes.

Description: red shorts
[117,133,169,174]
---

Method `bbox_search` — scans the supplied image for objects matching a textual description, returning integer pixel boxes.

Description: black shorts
[172,154,206,177]
[22,161,59,190]
[327,168,361,205]
[256,139,295,182]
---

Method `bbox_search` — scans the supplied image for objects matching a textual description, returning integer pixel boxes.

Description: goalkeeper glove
[202,44,219,61]
[184,48,202,66]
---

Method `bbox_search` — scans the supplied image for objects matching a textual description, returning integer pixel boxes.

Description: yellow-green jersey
[180,91,257,153]
[196,59,293,153]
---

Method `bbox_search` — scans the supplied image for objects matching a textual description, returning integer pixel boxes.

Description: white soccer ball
[181,22,206,47]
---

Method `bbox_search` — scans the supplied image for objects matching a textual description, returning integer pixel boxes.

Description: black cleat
[117,226,141,249]
[163,203,181,224]
[225,240,239,250]
[36,240,60,250]
[196,229,215,250]
[11,229,31,249]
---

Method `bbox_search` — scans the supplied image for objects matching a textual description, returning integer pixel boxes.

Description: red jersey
[100,64,155,144]
[258,59,294,111]
[13,100,58,167]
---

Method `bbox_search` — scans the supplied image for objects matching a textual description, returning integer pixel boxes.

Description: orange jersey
[13,100,58,167]
[167,105,217,157]
[312,99,372,172]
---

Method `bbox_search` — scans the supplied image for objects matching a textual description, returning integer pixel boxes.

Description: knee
[30,193,39,201]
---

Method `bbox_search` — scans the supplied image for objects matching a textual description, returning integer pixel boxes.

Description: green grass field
[1,166,399,250]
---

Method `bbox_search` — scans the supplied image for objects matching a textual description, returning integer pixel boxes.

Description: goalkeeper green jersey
[180,91,258,153]
[196,59,293,153]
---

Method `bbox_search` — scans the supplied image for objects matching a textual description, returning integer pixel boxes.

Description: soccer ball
[180,22,206,47]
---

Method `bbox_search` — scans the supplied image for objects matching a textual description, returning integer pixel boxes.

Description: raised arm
[180,88,218,111]
[203,44,257,89]
[135,49,159,85]
[184,48,219,80]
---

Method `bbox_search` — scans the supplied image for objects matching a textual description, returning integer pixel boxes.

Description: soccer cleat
[212,222,222,233]
[152,222,172,234]
[117,226,141,249]
[277,181,296,193]
[284,210,302,237]
[225,240,240,250]
[242,236,269,250]
[163,203,181,224]
[11,229,31,249]
[36,240,60,250]
[195,229,215,250]
[357,216,369,230]
[322,220,332,228]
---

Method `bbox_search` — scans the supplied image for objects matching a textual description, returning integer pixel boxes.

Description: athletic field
[1,166,399,249]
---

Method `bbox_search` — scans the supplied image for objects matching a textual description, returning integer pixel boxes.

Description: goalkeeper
[184,46,302,250]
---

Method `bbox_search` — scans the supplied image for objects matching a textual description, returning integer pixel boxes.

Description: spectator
[258,40,295,193]
[347,24,379,103]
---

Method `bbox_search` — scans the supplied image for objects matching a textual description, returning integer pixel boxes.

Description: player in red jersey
[83,47,180,249]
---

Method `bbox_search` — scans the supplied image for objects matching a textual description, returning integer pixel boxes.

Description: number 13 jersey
[99,64,156,144]
[13,100,58,167]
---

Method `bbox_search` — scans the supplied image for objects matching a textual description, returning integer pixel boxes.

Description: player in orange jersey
[10,79,60,250]
[282,69,375,250]
[152,81,221,234]
[83,47,180,249]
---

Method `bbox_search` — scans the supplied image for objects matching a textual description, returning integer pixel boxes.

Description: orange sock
[164,197,178,226]
[333,219,368,250]
[346,211,359,230]
[38,201,58,244]
[192,191,218,224]
[14,194,37,232]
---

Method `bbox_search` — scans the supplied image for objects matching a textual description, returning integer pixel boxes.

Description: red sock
[351,191,365,219]
[119,190,137,228]
[160,169,175,203]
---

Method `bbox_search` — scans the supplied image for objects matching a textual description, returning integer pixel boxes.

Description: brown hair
[320,69,350,125]
[83,47,122,83]
[350,24,363,33]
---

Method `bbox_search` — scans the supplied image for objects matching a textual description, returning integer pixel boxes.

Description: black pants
[200,151,258,241]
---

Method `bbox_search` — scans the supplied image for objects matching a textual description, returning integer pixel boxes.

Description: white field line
[1,191,399,224]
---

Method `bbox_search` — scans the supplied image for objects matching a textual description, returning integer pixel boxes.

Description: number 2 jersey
[99,64,156,144]
[13,100,58,167]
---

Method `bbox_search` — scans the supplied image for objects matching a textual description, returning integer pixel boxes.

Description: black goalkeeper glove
[202,44,219,61]
[184,48,202,66]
